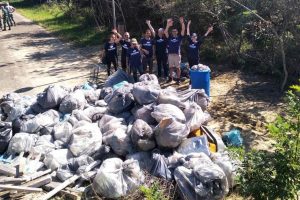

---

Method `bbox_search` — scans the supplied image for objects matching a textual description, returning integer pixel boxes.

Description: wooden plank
[0,184,43,192]
[0,163,16,177]
[40,160,101,200]
[24,169,52,182]
[0,177,26,184]
[23,175,52,188]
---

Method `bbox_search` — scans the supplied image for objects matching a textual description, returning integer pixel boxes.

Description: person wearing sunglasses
[164,17,185,85]
[127,38,144,82]
[119,32,131,71]
[186,20,213,68]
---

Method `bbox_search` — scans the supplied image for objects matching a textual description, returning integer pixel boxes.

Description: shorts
[168,54,181,68]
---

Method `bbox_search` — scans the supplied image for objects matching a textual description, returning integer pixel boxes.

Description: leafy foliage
[240,83,300,199]
[140,182,168,200]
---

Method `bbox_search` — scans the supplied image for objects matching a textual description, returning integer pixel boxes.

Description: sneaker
[2,29,6,31]
[176,80,181,85]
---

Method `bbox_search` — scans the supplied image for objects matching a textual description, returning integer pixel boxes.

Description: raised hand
[188,20,191,25]
[207,25,214,33]
[167,18,173,26]
[111,29,117,34]
[179,16,184,24]
[146,20,151,25]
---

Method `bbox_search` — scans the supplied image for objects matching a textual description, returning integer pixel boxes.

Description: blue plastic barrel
[190,70,210,96]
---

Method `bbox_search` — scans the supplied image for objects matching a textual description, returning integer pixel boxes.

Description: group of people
[0,2,16,31]
[103,17,213,84]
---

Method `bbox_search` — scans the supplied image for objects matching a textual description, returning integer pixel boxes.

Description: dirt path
[208,67,284,151]
[0,13,99,97]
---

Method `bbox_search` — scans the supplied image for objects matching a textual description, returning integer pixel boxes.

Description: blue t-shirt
[187,36,204,60]
[104,42,117,59]
[120,39,131,57]
[140,38,154,58]
[127,47,142,67]
[167,35,183,54]
[155,35,167,55]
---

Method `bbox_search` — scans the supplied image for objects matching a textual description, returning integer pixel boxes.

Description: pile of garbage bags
[0,72,238,199]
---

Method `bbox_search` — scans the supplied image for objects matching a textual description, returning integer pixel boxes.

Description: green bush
[140,182,168,200]
[240,83,300,199]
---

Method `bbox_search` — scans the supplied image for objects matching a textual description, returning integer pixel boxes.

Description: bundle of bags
[0,71,238,199]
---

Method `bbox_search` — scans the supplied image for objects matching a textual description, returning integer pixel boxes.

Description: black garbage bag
[0,122,13,154]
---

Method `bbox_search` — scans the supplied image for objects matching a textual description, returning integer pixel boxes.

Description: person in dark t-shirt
[164,17,185,85]
[119,32,131,71]
[155,28,168,79]
[140,20,155,74]
[186,20,213,67]
[104,29,122,76]
[127,38,143,82]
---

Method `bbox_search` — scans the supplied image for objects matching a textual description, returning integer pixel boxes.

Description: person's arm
[180,16,185,36]
[204,25,214,37]
[187,20,191,36]
[146,20,156,37]
[112,29,122,43]
[164,18,173,38]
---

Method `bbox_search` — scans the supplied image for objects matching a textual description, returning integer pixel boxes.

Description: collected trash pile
[0,70,239,200]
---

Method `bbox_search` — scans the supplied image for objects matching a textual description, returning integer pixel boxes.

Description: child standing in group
[104,29,122,76]
[127,38,143,82]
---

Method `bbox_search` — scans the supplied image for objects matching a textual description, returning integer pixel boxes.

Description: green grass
[11,0,107,46]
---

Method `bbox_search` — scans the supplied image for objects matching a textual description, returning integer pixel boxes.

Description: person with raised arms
[164,17,185,85]
[140,20,155,74]
[186,20,213,68]
[104,29,122,76]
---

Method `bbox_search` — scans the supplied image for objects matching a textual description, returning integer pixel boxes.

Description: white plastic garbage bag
[44,149,73,170]
[0,122,12,153]
[158,88,186,109]
[7,132,37,154]
[139,73,159,84]
[131,119,155,151]
[106,83,135,114]
[98,115,126,142]
[59,90,87,114]
[211,152,237,189]
[69,121,102,157]
[32,135,56,155]
[106,127,132,156]
[131,104,157,125]
[184,102,211,131]
[126,151,153,172]
[154,118,189,148]
[83,106,107,122]
[174,153,229,200]
[37,85,69,109]
[92,158,144,199]
[177,135,211,156]
[132,81,160,105]
[151,104,186,123]
[53,121,73,145]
